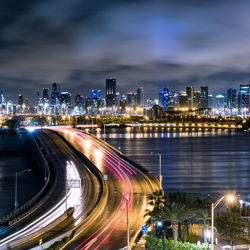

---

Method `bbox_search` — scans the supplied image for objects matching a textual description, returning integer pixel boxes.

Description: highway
[0,129,102,249]
[52,127,160,250]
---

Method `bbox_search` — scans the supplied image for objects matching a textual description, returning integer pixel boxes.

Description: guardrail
[27,130,108,250]
[84,131,161,248]
[87,131,161,191]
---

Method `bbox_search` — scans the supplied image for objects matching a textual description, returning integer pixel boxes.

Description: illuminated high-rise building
[18,94,24,105]
[0,90,3,104]
[238,85,250,110]
[200,86,208,109]
[127,92,137,106]
[75,94,84,105]
[159,88,170,110]
[51,83,60,104]
[106,78,117,107]
[186,86,194,108]
[60,92,71,105]
[90,89,101,99]
[194,91,201,108]
[168,92,179,109]
[43,88,49,103]
[120,95,127,112]
[227,88,237,109]
[137,87,144,107]
[208,94,213,109]
[179,92,188,108]
[216,94,226,114]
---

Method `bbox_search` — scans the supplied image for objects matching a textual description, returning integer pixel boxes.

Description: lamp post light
[15,169,31,211]
[156,220,165,249]
[114,190,129,250]
[211,194,235,250]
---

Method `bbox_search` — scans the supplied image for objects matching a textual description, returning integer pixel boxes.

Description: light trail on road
[51,127,158,250]
[0,160,82,248]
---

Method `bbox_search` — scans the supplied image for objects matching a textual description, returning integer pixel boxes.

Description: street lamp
[156,220,165,250]
[114,190,129,250]
[15,169,31,211]
[211,194,235,250]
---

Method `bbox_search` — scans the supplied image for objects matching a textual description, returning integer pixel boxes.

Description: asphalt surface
[52,127,160,250]
[0,129,102,249]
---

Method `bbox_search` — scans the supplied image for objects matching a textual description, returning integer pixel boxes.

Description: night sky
[1,0,250,104]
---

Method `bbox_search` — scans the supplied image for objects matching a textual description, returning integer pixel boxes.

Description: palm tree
[161,202,184,241]
[144,189,165,233]
[166,192,200,242]
[147,189,165,210]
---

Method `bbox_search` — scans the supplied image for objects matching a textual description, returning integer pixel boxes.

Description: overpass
[0,127,160,249]
[0,129,102,249]
[51,127,160,249]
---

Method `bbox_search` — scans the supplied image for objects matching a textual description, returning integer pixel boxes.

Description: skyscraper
[137,87,144,107]
[159,88,170,110]
[106,78,117,107]
[238,85,250,110]
[120,95,127,112]
[43,88,49,103]
[51,83,60,104]
[60,92,71,105]
[216,94,226,114]
[199,86,208,109]
[179,92,188,108]
[0,90,3,104]
[168,92,179,109]
[208,94,213,109]
[194,91,201,108]
[75,94,84,105]
[127,92,137,106]
[18,94,23,105]
[186,86,194,108]
[227,88,237,109]
[90,89,101,99]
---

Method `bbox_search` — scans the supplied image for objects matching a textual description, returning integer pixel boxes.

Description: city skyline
[1,80,250,106]
[2,0,250,103]
[1,81,250,117]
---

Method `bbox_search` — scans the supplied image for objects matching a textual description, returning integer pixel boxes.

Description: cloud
[1,0,250,104]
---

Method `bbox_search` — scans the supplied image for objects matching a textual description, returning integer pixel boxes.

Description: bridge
[0,127,160,249]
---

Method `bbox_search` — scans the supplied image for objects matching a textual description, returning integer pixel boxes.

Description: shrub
[146,235,210,250]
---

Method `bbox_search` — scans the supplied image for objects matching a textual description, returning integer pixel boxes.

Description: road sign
[141,226,148,234]
[67,179,81,188]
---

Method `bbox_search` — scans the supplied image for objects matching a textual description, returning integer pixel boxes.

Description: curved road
[52,127,160,250]
[0,129,102,249]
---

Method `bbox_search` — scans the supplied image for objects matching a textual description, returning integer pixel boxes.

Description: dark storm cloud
[1,0,250,103]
